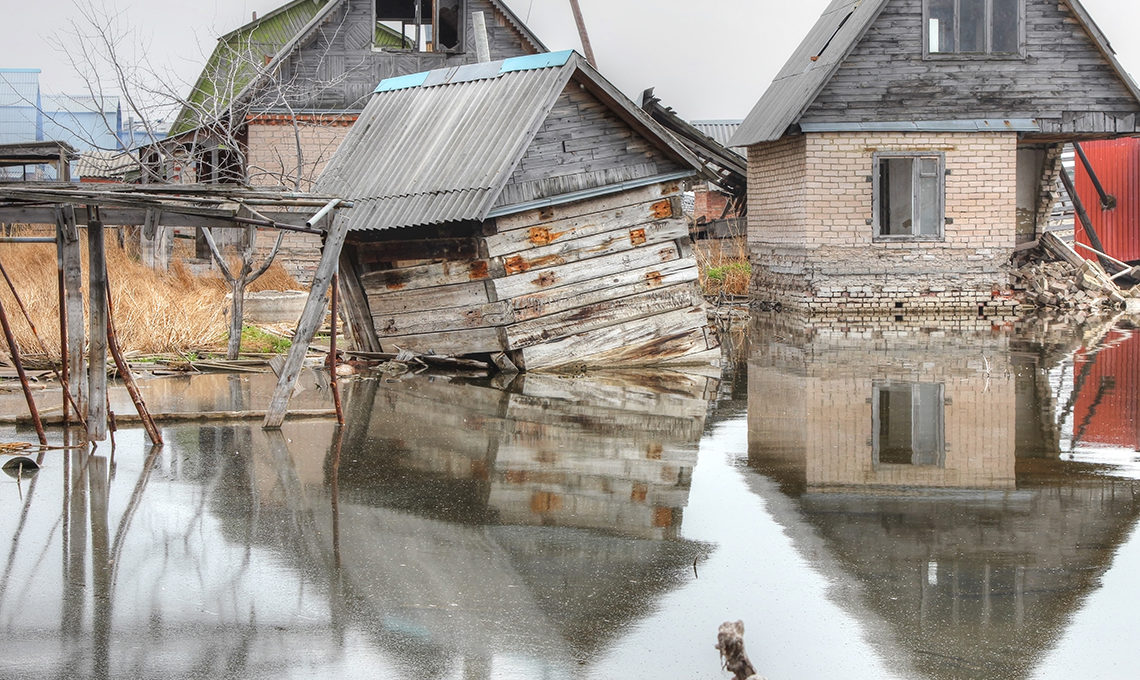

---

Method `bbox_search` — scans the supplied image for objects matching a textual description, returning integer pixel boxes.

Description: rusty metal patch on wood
[651,200,673,219]
[629,228,647,246]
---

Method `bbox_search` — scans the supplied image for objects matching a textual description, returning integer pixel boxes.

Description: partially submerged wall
[343,180,719,370]
[748,131,1020,316]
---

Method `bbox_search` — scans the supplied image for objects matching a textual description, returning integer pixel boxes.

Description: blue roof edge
[374,50,576,93]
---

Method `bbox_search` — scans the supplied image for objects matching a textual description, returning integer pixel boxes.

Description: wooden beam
[87,215,108,441]
[263,214,351,429]
[337,250,382,353]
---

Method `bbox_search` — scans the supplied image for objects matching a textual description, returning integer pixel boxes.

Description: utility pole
[568,0,597,69]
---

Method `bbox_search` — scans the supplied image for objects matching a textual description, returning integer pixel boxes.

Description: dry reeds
[693,236,751,297]
[0,224,302,363]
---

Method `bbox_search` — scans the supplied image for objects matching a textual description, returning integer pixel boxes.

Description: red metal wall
[1073,138,1140,263]
[1073,329,1140,451]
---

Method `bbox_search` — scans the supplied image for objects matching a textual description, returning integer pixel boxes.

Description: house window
[873,382,946,466]
[873,153,945,239]
[375,0,464,52]
[926,0,1022,55]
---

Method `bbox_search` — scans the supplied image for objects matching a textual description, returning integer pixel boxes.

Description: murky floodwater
[2,317,1139,679]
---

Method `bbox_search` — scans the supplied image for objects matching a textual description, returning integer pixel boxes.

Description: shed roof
[316,50,703,232]
[731,0,1140,146]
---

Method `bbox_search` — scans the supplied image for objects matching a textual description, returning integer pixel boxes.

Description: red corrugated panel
[1072,329,1140,450]
[1073,138,1140,263]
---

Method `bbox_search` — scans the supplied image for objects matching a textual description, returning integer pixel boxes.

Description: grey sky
[7,0,1140,121]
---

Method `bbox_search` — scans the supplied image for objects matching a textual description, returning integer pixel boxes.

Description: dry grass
[0,225,302,362]
[693,237,751,297]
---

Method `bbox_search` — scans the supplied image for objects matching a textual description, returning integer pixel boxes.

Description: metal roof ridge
[375,50,576,93]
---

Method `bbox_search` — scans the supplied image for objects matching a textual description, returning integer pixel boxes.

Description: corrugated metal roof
[732,0,1140,147]
[317,56,574,230]
[732,0,887,146]
[317,50,701,232]
[690,120,743,150]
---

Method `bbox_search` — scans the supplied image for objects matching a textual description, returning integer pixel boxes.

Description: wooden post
[87,211,108,441]
[336,250,381,353]
[568,0,598,69]
[55,224,69,423]
[58,206,86,422]
[263,213,351,429]
[329,272,344,426]
[105,281,163,446]
[1059,168,1117,273]
[0,294,47,445]
[1073,142,1116,210]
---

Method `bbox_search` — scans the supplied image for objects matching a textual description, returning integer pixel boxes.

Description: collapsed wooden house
[318,50,720,371]
[731,0,1140,317]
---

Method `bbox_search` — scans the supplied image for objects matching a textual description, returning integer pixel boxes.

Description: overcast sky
[7,0,1140,121]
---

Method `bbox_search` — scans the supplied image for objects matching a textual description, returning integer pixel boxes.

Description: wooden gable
[494,82,691,210]
[280,0,540,111]
[800,0,1140,137]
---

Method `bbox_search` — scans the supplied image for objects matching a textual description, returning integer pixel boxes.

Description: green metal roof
[170,0,332,135]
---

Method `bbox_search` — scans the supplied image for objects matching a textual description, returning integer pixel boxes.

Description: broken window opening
[375,0,464,53]
[874,153,944,240]
[873,382,946,467]
[925,0,1023,56]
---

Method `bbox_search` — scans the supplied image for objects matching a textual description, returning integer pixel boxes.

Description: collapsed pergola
[0,173,352,445]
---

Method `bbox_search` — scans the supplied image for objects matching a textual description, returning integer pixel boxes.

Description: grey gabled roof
[731,0,888,147]
[316,51,703,232]
[730,0,1140,147]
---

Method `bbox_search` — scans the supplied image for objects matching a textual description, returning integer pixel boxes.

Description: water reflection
[746,316,1140,679]
[0,369,716,679]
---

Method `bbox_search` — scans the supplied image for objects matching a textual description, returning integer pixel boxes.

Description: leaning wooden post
[328,271,344,426]
[87,209,108,441]
[263,212,351,429]
[55,226,69,423]
[0,292,47,445]
[105,281,162,446]
[58,205,86,422]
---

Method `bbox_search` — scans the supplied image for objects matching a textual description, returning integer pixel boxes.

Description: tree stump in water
[716,620,763,680]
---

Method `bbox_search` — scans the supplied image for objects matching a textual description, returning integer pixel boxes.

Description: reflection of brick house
[148,0,544,282]
[749,321,1017,492]
[731,0,1140,315]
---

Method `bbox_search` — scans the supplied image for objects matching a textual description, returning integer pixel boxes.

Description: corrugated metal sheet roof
[317,50,701,232]
[317,55,575,230]
[732,0,887,146]
[690,120,743,150]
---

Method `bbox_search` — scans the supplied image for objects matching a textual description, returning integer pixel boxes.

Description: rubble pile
[1011,258,1136,323]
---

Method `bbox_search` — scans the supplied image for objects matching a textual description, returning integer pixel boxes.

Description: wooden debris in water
[715,620,763,680]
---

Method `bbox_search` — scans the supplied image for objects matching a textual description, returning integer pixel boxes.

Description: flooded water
[2,316,1140,679]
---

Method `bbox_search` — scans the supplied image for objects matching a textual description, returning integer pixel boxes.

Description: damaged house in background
[138,0,545,281]
[316,50,720,371]
[731,0,1140,316]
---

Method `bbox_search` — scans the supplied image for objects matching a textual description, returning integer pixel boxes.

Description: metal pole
[1073,142,1116,210]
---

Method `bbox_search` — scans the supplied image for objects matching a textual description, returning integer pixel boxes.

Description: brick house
[730,0,1140,316]
[145,0,544,282]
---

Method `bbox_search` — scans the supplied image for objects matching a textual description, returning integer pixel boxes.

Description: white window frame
[872,152,947,242]
[923,0,1026,59]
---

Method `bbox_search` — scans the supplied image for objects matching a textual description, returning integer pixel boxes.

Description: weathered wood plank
[264,214,351,429]
[492,242,681,299]
[499,218,688,276]
[510,259,698,323]
[492,180,682,233]
[87,220,108,440]
[366,279,491,315]
[373,300,513,336]
[519,306,716,371]
[484,197,677,257]
[338,250,382,353]
[504,284,702,349]
[355,237,480,265]
[377,326,504,356]
[360,258,491,292]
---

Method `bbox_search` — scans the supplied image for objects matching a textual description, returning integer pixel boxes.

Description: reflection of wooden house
[319,51,719,370]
